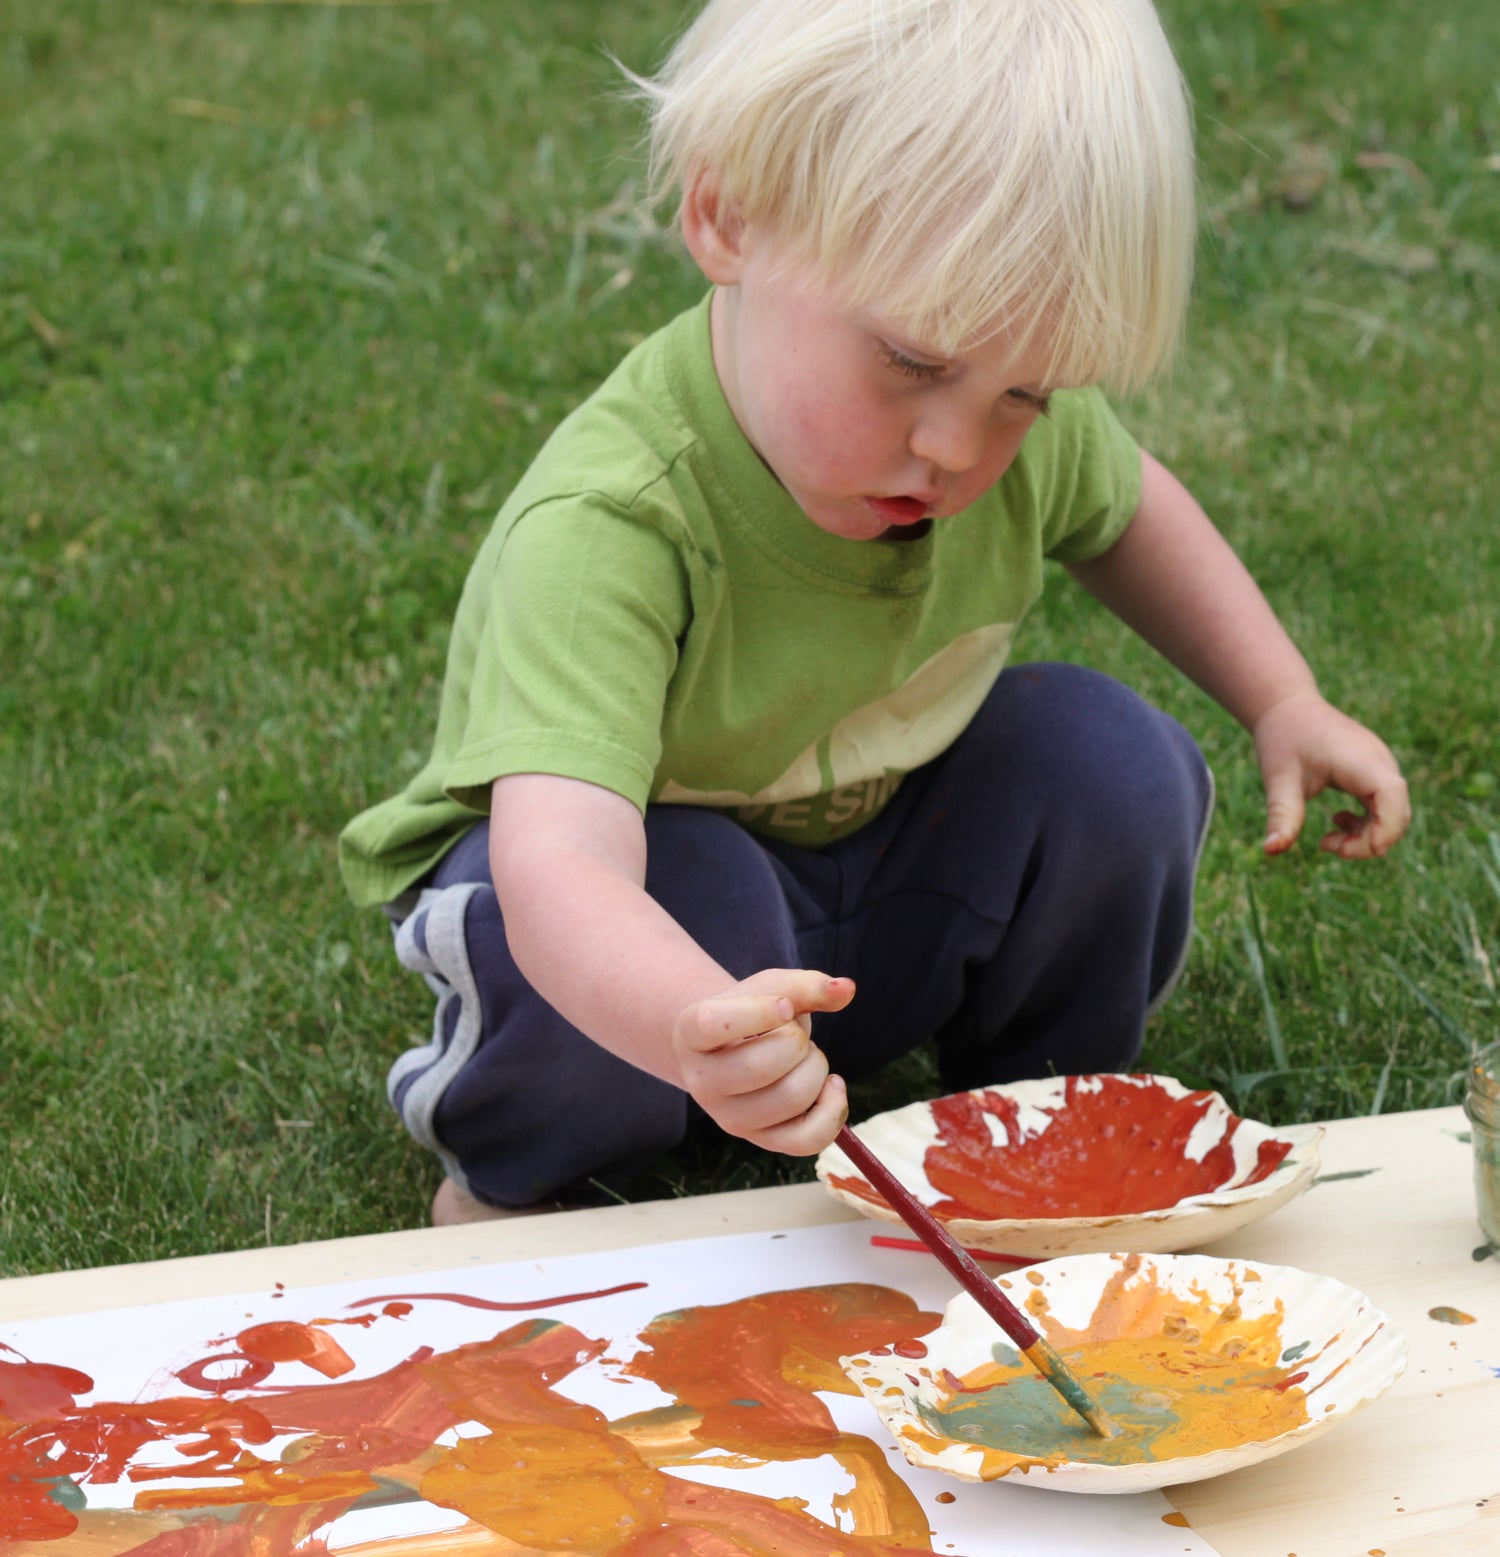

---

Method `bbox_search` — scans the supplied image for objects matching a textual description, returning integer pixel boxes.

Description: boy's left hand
[1253,691,1410,859]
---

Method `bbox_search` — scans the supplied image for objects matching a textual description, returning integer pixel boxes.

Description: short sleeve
[1031,389,1144,563]
[442,496,692,813]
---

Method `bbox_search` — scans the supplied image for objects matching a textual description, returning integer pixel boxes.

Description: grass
[1,0,1496,1276]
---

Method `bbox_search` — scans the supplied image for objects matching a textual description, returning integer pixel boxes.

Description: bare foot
[431,1176,564,1225]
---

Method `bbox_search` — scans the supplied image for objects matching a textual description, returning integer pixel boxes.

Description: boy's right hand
[672,972,855,1157]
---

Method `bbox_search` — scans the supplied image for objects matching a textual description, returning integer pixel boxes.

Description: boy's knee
[979,664,1212,880]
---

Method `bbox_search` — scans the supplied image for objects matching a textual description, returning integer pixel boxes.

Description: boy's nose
[908,410,995,475]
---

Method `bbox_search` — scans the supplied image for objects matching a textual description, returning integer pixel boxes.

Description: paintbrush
[834,1123,1118,1439]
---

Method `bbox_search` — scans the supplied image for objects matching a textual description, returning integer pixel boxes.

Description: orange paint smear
[835,1075,1293,1219]
[0,1284,944,1555]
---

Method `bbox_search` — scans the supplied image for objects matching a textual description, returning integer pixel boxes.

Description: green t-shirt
[338,291,1142,908]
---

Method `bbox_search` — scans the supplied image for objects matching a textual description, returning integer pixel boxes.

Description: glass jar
[1466,1041,1500,1253]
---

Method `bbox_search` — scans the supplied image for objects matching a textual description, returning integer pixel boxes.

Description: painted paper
[0,1223,1221,1555]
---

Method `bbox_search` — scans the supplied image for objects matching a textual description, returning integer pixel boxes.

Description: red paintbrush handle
[835,1125,1040,1351]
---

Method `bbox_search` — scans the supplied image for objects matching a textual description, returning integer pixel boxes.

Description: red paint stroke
[346,1281,647,1313]
[870,1234,1036,1266]
[835,1075,1294,1221]
[174,1354,274,1395]
[1,1356,96,1422]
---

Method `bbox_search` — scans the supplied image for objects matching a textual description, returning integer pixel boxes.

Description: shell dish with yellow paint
[840,1252,1406,1494]
[816,1073,1324,1257]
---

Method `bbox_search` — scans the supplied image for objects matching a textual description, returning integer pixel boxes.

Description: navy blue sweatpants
[386,664,1213,1208]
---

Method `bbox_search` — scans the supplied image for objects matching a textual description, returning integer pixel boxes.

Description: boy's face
[702,223,1061,543]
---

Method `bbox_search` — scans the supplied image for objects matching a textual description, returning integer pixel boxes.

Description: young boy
[340,0,1409,1223]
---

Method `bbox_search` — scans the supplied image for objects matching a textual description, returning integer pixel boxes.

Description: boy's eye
[878,343,945,382]
[1007,387,1053,416]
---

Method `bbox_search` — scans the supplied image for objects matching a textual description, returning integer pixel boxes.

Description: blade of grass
[1241,881,1289,1070]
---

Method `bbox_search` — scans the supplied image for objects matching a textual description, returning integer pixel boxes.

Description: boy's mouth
[862,495,934,526]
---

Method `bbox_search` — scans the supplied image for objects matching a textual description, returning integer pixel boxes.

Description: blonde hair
[635,0,1196,389]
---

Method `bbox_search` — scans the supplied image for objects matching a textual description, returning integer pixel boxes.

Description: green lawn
[2,0,1496,1276]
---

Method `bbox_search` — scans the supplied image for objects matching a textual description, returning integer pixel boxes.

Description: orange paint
[1162,1510,1190,1527]
[1427,1306,1476,1325]
[832,1076,1293,1220]
[238,1321,356,1378]
[0,1283,944,1554]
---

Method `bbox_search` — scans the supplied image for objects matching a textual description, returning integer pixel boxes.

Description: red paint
[836,1076,1294,1220]
[891,1339,928,1359]
[0,1356,95,1422]
[346,1281,647,1313]
[0,1437,79,1539]
[174,1354,274,1394]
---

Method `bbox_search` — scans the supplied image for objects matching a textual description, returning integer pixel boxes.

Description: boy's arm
[1065,451,1410,858]
[487,772,852,1153]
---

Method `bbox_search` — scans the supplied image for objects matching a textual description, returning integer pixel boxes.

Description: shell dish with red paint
[816,1074,1323,1258]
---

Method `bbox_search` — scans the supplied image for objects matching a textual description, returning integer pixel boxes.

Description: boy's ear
[680,172,746,285]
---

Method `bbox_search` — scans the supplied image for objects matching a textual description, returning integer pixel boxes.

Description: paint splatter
[831,1075,1293,1220]
[1428,1306,1477,1325]
[0,1283,942,1553]
[907,1256,1307,1474]
[1162,1511,1191,1526]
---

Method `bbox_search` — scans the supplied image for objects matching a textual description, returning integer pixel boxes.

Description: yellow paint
[419,1422,666,1549]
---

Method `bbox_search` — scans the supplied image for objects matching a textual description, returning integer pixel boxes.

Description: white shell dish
[840,1252,1406,1494]
[816,1073,1323,1258]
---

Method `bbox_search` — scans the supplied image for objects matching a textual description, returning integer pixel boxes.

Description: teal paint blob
[918,1373,1189,1467]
